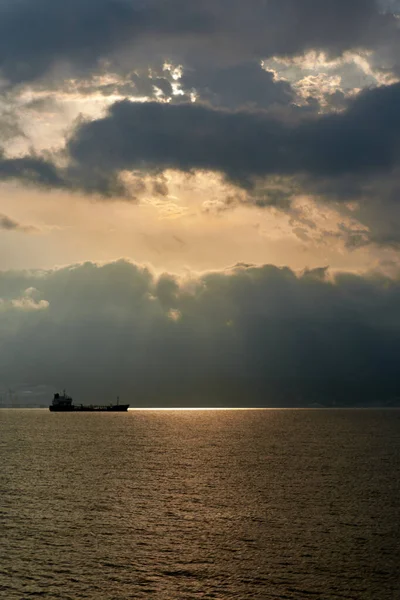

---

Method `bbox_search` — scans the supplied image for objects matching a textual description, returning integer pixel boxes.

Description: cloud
[65,82,400,185]
[11,294,49,312]
[0,148,128,197]
[0,286,49,313]
[0,1,396,86]
[2,80,400,243]
[0,151,65,187]
[0,109,26,143]
[181,62,294,109]
[0,213,38,233]
[62,80,400,240]
[1,259,400,406]
[0,0,214,85]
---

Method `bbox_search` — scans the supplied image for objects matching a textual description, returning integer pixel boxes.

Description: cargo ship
[49,391,129,412]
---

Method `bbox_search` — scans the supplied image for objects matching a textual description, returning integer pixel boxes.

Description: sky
[1,0,400,407]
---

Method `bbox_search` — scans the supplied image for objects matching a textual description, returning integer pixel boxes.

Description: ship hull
[49,404,129,412]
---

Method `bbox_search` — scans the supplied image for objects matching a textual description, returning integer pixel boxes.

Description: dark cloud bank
[0,0,395,85]
[66,82,400,184]
[1,260,400,407]
[4,80,400,192]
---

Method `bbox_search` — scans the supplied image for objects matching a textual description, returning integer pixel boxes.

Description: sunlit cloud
[264,50,400,111]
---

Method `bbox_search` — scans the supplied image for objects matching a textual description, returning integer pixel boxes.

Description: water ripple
[1,409,400,599]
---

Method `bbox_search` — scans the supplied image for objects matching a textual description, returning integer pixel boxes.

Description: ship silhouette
[49,390,129,412]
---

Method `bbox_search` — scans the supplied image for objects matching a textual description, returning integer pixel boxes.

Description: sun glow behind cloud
[2,177,396,275]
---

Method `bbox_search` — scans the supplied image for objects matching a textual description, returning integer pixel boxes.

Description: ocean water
[1,409,399,600]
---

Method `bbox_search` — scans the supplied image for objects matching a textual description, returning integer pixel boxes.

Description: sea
[1,408,399,600]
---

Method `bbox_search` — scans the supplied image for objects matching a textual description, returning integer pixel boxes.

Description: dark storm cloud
[0,0,213,84]
[66,82,400,186]
[0,0,396,85]
[0,149,126,197]
[205,0,393,60]
[180,62,294,109]
[337,177,400,248]
[1,260,400,407]
[0,152,65,188]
